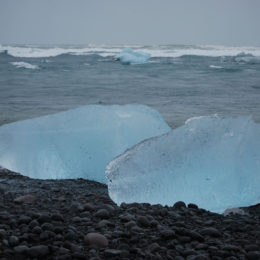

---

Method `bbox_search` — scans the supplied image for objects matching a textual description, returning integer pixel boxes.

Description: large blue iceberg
[115,48,150,64]
[106,116,260,213]
[0,105,170,182]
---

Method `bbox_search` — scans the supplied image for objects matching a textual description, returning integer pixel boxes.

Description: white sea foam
[143,45,260,58]
[0,45,120,58]
[209,65,223,69]
[10,62,39,69]
[1,44,260,58]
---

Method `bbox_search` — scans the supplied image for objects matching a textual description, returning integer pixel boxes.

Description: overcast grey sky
[0,0,260,46]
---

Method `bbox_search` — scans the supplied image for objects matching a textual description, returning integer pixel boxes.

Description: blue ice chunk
[115,48,150,64]
[0,105,170,182]
[106,116,260,213]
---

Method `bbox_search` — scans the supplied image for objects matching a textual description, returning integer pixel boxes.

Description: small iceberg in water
[115,48,151,64]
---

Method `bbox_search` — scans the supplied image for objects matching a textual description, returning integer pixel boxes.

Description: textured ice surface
[106,116,260,213]
[115,48,150,64]
[0,105,170,182]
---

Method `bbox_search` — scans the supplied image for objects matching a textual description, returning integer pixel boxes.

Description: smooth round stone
[84,233,108,248]
[125,220,136,230]
[200,228,221,237]
[94,209,110,219]
[32,226,42,234]
[97,220,113,228]
[38,213,51,223]
[29,220,39,229]
[136,216,150,227]
[159,230,175,239]
[8,235,19,247]
[52,213,64,222]
[246,251,260,260]
[104,249,122,257]
[14,194,36,204]
[192,256,210,260]
[19,215,32,224]
[245,245,260,252]
[14,245,29,254]
[0,229,7,238]
[173,201,186,210]
[27,245,49,257]
[83,203,95,211]
[41,223,54,231]
[188,203,199,209]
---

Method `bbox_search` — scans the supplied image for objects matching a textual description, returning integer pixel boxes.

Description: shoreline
[0,168,260,259]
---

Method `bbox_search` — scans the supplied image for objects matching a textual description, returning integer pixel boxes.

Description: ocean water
[1,44,260,127]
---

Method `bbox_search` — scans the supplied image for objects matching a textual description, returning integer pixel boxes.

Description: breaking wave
[10,62,39,70]
[1,44,260,59]
[209,65,223,69]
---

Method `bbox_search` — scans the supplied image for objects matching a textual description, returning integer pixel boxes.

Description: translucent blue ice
[0,105,170,182]
[115,48,150,64]
[106,116,260,213]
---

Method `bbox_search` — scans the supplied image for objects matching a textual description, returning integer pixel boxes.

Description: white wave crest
[0,45,120,58]
[209,65,223,69]
[1,44,260,58]
[143,45,260,58]
[10,62,39,69]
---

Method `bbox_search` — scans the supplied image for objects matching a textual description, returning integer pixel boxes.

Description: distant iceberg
[234,52,260,64]
[0,105,170,182]
[106,116,260,213]
[115,48,151,64]
[221,52,260,64]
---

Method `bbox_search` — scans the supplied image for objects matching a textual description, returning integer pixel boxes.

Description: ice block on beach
[0,105,170,182]
[106,116,260,213]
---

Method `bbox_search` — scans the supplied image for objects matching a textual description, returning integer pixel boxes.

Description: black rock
[27,245,49,257]
[72,252,86,259]
[104,249,122,257]
[200,227,221,237]
[173,201,186,210]
[136,216,150,227]
[52,213,64,222]
[64,230,77,241]
[246,251,260,260]
[192,256,210,260]
[19,215,32,224]
[41,222,54,231]
[32,226,42,234]
[189,231,204,242]
[159,229,175,239]
[188,203,199,209]
[148,242,160,253]
[0,229,7,238]
[14,245,29,254]
[245,245,260,252]
[94,209,110,219]
[38,213,51,223]
[8,235,19,247]
[29,219,39,229]
[70,202,84,213]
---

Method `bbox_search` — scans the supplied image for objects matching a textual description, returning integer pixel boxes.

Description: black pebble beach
[0,168,260,260]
